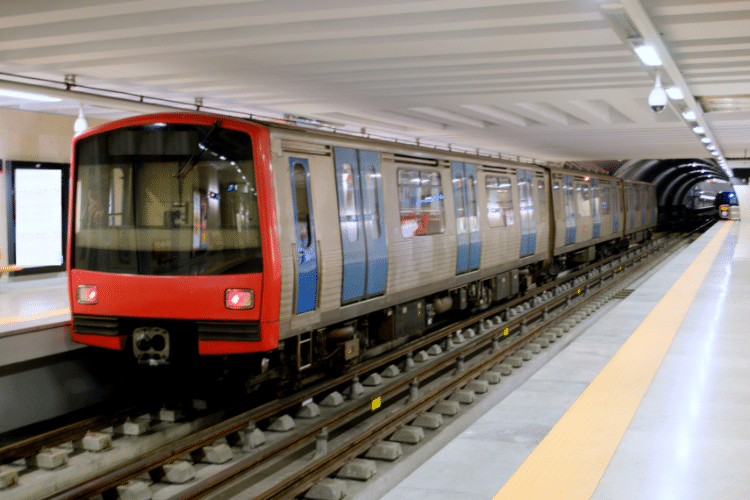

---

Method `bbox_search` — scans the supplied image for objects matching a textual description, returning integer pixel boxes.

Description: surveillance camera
[649,86,667,113]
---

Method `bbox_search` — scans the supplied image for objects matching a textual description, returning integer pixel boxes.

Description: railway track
[0,226,710,500]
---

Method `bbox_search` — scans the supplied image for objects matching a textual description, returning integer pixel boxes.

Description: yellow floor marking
[494,221,733,500]
[0,307,70,325]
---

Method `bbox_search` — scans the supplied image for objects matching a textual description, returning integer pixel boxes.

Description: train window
[73,124,262,276]
[553,180,562,220]
[108,167,127,226]
[636,185,641,211]
[467,175,478,221]
[576,183,591,217]
[537,179,547,222]
[486,175,514,227]
[453,170,466,230]
[591,185,599,217]
[398,168,445,237]
[340,163,359,242]
[363,165,381,240]
[293,163,312,248]
[640,186,646,212]
[601,186,610,215]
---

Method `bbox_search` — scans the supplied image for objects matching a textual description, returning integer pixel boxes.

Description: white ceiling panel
[0,0,748,164]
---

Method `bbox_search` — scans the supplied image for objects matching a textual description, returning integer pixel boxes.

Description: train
[68,112,657,384]
[715,191,740,220]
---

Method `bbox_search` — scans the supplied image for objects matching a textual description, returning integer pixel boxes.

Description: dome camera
[648,68,668,113]
[649,86,667,113]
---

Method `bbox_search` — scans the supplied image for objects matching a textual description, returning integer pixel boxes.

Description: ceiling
[0,0,749,168]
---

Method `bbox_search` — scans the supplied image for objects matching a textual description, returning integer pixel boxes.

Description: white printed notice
[15,168,63,267]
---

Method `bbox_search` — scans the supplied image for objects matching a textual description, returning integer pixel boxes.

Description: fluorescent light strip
[0,89,61,102]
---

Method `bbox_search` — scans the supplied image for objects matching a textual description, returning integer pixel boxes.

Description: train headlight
[76,285,98,305]
[225,289,254,310]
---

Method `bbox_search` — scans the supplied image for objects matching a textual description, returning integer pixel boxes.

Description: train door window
[362,165,381,240]
[486,175,513,227]
[292,163,312,248]
[635,185,641,211]
[592,183,599,218]
[340,163,359,242]
[576,183,591,217]
[552,180,562,220]
[453,170,466,231]
[537,178,547,222]
[601,186,610,215]
[614,184,620,213]
[398,168,445,237]
[467,174,478,229]
[627,184,634,210]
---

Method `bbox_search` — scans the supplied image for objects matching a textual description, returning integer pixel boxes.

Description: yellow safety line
[494,221,733,500]
[0,307,70,325]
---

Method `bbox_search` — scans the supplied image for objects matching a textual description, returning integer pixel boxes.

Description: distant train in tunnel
[715,191,740,220]
[67,112,657,384]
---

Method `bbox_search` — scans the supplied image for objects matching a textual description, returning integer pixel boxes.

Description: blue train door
[611,181,619,233]
[290,158,318,314]
[563,175,575,244]
[517,169,536,257]
[591,179,601,237]
[334,147,388,303]
[451,162,480,273]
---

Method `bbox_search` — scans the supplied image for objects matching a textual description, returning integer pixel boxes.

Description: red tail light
[225,289,254,310]
[77,285,98,304]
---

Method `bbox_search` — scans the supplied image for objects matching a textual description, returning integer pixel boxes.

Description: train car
[68,112,655,383]
[715,191,740,220]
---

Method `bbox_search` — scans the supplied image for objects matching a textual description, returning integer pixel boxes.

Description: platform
[0,273,74,366]
[381,219,748,500]
[0,273,113,435]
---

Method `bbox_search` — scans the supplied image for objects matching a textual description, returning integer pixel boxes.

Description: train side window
[486,175,514,227]
[576,183,591,217]
[537,179,547,222]
[553,180,562,220]
[398,168,445,237]
[363,165,381,240]
[292,163,312,248]
[601,186,610,215]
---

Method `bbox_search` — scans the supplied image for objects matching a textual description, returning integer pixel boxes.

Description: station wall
[0,108,106,272]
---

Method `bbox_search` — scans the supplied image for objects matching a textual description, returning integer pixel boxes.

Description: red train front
[67,113,281,366]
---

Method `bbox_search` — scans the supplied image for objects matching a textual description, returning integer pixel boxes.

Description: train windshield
[716,191,739,206]
[73,123,262,276]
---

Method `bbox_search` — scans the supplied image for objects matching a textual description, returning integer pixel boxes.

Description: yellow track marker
[0,307,70,325]
[494,222,733,500]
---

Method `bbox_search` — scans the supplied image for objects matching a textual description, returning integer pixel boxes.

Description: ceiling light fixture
[666,87,684,100]
[701,137,712,144]
[73,103,88,137]
[692,126,705,134]
[634,44,663,66]
[682,110,697,121]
